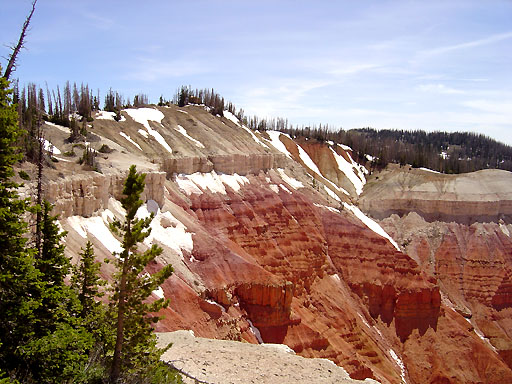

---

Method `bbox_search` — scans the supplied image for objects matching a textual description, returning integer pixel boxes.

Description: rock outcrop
[359,165,512,224]
[40,171,166,217]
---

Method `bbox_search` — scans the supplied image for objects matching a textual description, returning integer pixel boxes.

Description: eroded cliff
[26,105,512,384]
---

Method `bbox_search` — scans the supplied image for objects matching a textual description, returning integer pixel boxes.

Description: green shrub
[18,170,30,180]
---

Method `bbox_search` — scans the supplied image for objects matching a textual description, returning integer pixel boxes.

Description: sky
[1,0,511,144]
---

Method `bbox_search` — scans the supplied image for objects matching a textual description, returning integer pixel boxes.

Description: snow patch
[266,131,292,158]
[297,144,322,175]
[138,129,149,138]
[67,215,123,255]
[243,125,269,149]
[119,132,142,151]
[176,171,249,195]
[419,167,441,174]
[205,299,226,313]
[177,109,188,114]
[330,148,366,195]
[500,224,510,237]
[294,144,349,196]
[324,185,341,202]
[389,349,407,384]
[143,209,194,260]
[223,111,241,126]
[153,286,165,299]
[277,168,304,189]
[314,203,341,214]
[175,125,205,148]
[343,203,400,251]
[269,184,280,194]
[101,209,115,223]
[124,108,172,153]
[175,175,203,195]
[96,110,126,122]
[338,143,352,151]
[219,173,249,192]
[45,121,70,133]
[109,198,126,217]
[44,139,61,155]
[224,110,269,149]
[279,184,292,194]
[247,319,263,344]
[357,313,370,328]
[54,156,72,162]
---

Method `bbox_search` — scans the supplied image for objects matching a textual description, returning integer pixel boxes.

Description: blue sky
[2,0,511,144]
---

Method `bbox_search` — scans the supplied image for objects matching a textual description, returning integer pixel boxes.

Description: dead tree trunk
[3,0,38,80]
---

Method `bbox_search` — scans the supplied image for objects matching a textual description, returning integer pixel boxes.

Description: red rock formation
[382,213,512,373]
[151,173,512,383]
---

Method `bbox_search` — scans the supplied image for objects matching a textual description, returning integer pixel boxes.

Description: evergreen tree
[109,165,175,384]
[25,201,95,383]
[72,241,113,382]
[73,241,105,319]
[0,68,40,379]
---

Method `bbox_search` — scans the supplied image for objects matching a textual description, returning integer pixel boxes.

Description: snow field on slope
[67,198,194,262]
[266,131,293,159]
[277,168,304,189]
[175,171,249,195]
[419,167,441,174]
[329,147,366,195]
[266,132,349,196]
[43,139,61,155]
[124,108,172,153]
[66,214,123,254]
[136,205,194,260]
[96,110,127,122]
[324,185,341,202]
[119,131,142,151]
[175,125,205,148]
[223,111,270,149]
[343,203,400,251]
[389,349,407,384]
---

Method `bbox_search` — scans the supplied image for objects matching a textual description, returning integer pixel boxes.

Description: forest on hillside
[278,126,512,174]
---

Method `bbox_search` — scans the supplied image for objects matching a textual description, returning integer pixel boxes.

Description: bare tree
[2,0,38,80]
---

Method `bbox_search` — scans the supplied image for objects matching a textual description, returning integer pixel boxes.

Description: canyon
[21,104,512,383]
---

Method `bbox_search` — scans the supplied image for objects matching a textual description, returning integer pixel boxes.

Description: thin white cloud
[82,11,115,30]
[420,31,512,57]
[242,79,331,117]
[327,63,381,76]
[417,83,465,94]
[124,58,208,82]
[462,99,512,114]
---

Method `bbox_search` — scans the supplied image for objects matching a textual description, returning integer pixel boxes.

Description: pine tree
[73,241,105,318]
[72,241,113,382]
[109,165,175,383]
[0,67,40,379]
[25,201,95,383]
